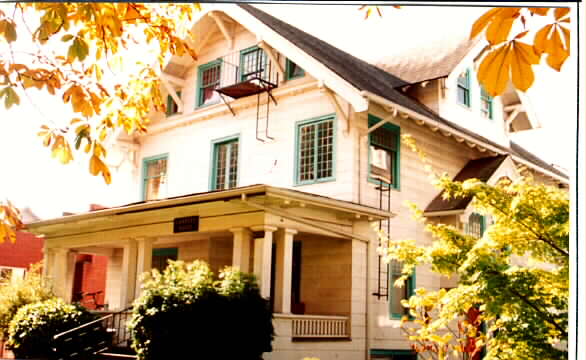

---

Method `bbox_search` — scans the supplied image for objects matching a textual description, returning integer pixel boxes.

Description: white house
[28,4,568,360]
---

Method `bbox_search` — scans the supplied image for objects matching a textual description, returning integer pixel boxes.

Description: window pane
[146,159,167,178]
[458,71,468,87]
[200,64,221,106]
[215,143,228,190]
[316,120,333,179]
[288,60,304,79]
[371,126,397,151]
[370,145,393,184]
[228,141,239,188]
[390,260,409,316]
[144,158,167,200]
[241,48,267,81]
[468,213,484,237]
[214,139,238,190]
[299,124,316,181]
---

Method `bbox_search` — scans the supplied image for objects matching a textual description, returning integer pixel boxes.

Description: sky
[0,3,577,220]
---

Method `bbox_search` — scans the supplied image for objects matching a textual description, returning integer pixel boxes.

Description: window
[166,91,181,116]
[240,46,268,81]
[480,87,493,119]
[286,58,305,80]
[152,248,178,272]
[368,115,400,189]
[142,154,168,201]
[295,115,336,184]
[467,212,486,238]
[211,136,239,190]
[0,268,12,283]
[197,60,222,107]
[457,69,471,107]
[389,260,415,319]
[371,349,417,360]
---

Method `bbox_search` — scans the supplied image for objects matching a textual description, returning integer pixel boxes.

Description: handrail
[53,307,131,341]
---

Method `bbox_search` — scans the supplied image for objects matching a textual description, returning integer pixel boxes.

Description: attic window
[286,59,305,80]
[197,60,222,107]
[457,69,471,107]
[166,91,181,116]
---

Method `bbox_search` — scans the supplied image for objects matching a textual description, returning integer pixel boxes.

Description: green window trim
[196,59,222,108]
[367,114,401,190]
[210,134,240,191]
[285,58,305,80]
[141,153,169,201]
[294,114,337,186]
[457,68,471,108]
[239,45,268,82]
[166,91,181,116]
[480,87,493,119]
[389,262,416,320]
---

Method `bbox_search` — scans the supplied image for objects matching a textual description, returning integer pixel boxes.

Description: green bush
[7,298,107,359]
[129,260,274,360]
[0,263,53,339]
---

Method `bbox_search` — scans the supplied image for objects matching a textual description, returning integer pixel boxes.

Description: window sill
[294,176,336,187]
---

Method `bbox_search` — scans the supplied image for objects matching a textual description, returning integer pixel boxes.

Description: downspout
[365,226,371,360]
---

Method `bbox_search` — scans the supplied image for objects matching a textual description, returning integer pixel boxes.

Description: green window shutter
[285,58,305,80]
[197,60,222,107]
[141,154,168,201]
[295,115,335,185]
[211,136,239,190]
[367,114,400,190]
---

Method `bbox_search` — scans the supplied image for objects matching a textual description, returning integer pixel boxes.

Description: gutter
[360,91,568,184]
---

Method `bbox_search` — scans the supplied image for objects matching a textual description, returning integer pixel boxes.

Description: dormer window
[457,69,471,107]
[286,58,305,80]
[480,87,493,119]
[197,60,222,107]
[166,91,181,116]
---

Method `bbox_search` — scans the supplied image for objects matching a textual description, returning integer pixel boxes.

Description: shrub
[7,298,107,359]
[0,263,53,339]
[129,260,274,360]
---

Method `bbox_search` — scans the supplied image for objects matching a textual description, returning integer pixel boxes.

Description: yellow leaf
[533,24,553,56]
[485,9,519,45]
[89,155,112,184]
[51,135,74,164]
[470,8,501,39]
[511,42,537,91]
[554,7,570,21]
[477,43,512,97]
[545,30,569,71]
[529,8,550,16]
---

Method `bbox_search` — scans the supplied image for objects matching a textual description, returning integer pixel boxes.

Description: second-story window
[295,115,335,185]
[480,87,493,119]
[466,212,485,237]
[368,115,400,189]
[166,91,181,116]
[240,46,268,81]
[457,69,471,107]
[211,136,239,190]
[197,60,222,107]
[142,154,168,201]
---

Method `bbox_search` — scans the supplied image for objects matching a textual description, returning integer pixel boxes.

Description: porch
[29,185,389,343]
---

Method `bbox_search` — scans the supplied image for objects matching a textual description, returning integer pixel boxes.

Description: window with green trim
[166,91,181,116]
[240,46,268,81]
[296,116,335,184]
[152,248,178,272]
[142,155,168,201]
[285,58,305,80]
[211,137,239,190]
[466,212,486,237]
[389,260,414,319]
[368,115,400,189]
[480,87,493,119]
[457,69,471,107]
[197,60,221,107]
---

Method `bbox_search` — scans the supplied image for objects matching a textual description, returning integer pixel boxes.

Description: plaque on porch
[173,216,199,233]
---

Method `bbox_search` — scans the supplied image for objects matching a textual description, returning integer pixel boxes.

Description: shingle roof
[425,155,508,213]
[376,37,481,84]
[238,4,567,182]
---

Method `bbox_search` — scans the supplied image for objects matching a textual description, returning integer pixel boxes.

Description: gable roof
[509,142,568,179]
[376,37,481,84]
[425,155,508,214]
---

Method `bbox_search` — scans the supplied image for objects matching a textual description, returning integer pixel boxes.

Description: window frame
[285,58,305,80]
[196,59,222,108]
[388,261,416,320]
[141,153,169,201]
[480,87,493,120]
[293,114,337,186]
[466,212,486,238]
[367,114,401,190]
[370,349,418,359]
[239,45,268,82]
[166,90,181,116]
[457,68,471,108]
[209,134,241,191]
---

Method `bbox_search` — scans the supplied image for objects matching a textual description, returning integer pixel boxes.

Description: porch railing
[275,314,350,339]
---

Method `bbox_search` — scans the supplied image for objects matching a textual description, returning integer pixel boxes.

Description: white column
[251,225,277,299]
[135,237,154,298]
[52,248,70,300]
[230,227,253,272]
[274,228,297,314]
[120,240,138,309]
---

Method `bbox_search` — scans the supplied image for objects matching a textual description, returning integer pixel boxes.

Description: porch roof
[26,184,391,233]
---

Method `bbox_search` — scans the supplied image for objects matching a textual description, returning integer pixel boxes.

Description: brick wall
[0,231,43,269]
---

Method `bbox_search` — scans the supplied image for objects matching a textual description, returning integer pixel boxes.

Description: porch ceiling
[27,185,391,245]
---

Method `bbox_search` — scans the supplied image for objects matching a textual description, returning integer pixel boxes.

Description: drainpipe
[365,231,371,360]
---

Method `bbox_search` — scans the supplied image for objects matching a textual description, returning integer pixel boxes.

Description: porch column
[251,225,277,299]
[135,237,154,298]
[274,228,297,314]
[52,248,71,300]
[120,239,138,309]
[230,227,253,272]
